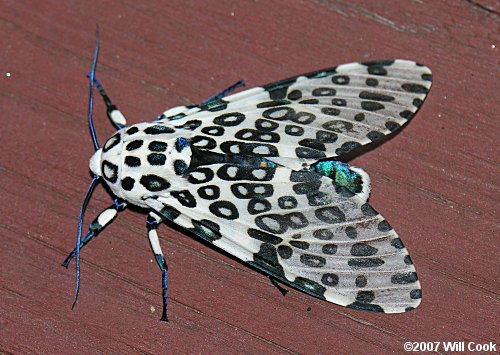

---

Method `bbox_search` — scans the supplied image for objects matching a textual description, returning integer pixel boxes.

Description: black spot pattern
[315,206,346,223]
[231,183,274,198]
[248,228,283,245]
[147,153,166,166]
[285,124,305,136]
[313,229,334,240]
[298,99,319,105]
[217,165,275,181]
[335,141,361,156]
[255,119,279,132]
[410,289,422,299]
[367,131,385,142]
[391,238,404,249]
[247,198,272,215]
[148,141,168,152]
[290,241,309,250]
[255,214,288,234]
[103,134,120,152]
[348,302,383,312]
[367,66,387,76]
[287,90,302,100]
[140,175,170,192]
[188,168,214,184]
[378,220,393,232]
[322,244,337,255]
[235,129,280,143]
[300,254,326,268]
[332,75,350,85]
[220,141,279,157]
[175,120,202,130]
[331,98,347,106]
[354,113,365,122]
[201,126,225,136]
[391,272,418,284]
[366,78,378,86]
[292,180,321,195]
[361,203,377,216]
[121,177,135,191]
[402,83,428,93]
[191,136,217,149]
[361,101,385,111]
[345,226,358,239]
[348,258,384,268]
[321,107,340,116]
[214,112,245,126]
[316,130,338,143]
[277,245,293,259]
[291,112,316,125]
[404,255,413,265]
[262,107,295,121]
[323,120,353,133]
[351,243,378,256]
[126,127,139,135]
[144,125,175,135]
[359,91,395,102]
[171,190,196,208]
[174,160,188,175]
[125,156,141,167]
[126,140,143,151]
[312,87,336,96]
[321,273,339,286]
[400,110,414,119]
[209,201,239,220]
[295,147,326,159]
[355,275,367,287]
[278,196,298,209]
[385,121,400,131]
[257,100,290,108]
[197,185,220,200]
[102,161,118,183]
[356,291,375,303]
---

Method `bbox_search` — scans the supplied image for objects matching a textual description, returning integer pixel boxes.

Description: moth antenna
[88,26,101,151]
[72,175,100,309]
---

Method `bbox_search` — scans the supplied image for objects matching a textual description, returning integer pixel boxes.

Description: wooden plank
[1,0,498,353]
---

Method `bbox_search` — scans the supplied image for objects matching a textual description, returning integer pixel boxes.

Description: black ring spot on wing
[209,201,239,220]
[140,175,170,192]
[214,112,246,126]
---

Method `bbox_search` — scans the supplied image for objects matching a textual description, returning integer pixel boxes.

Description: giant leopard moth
[63,32,431,321]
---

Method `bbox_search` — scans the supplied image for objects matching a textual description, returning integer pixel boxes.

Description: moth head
[88,132,124,196]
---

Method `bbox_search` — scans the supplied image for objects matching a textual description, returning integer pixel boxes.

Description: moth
[63,34,431,321]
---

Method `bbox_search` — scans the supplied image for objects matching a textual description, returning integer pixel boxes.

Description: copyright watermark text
[404,341,497,352]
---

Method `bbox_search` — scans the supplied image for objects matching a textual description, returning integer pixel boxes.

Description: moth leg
[62,198,127,267]
[269,276,288,297]
[87,74,127,129]
[146,212,169,322]
[200,79,245,105]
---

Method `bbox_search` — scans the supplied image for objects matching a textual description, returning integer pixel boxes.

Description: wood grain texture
[1,0,498,353]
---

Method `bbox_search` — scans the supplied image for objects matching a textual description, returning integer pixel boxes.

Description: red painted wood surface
[1,1,498,353]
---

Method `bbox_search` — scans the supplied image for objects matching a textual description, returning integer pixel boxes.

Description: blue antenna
[72,28,102,308]
[88,27,100,151]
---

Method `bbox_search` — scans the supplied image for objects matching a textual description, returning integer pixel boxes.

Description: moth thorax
[89,148,103,176]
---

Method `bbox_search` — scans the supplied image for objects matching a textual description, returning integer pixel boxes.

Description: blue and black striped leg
[62,198,127,267]
[200,79,245,105]
[146,212,169,322]
[87,74,127,129]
